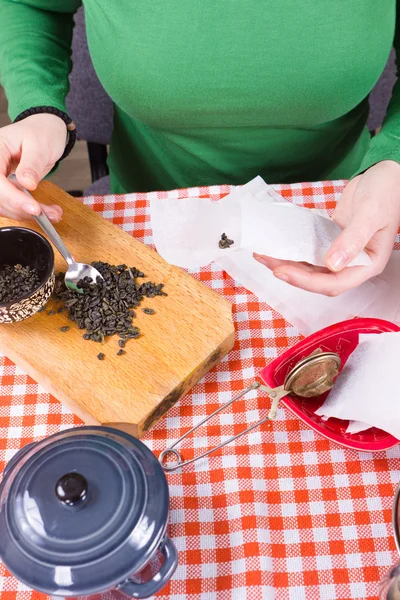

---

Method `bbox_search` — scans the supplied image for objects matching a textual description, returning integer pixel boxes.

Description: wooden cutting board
[0,182,235,437]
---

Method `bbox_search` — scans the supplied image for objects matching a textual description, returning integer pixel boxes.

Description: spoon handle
[7,174,75,267]
[34,211,75,267]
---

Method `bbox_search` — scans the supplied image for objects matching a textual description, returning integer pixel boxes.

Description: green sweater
[1,1,400,193]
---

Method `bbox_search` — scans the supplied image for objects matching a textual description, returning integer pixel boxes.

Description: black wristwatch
[14,106,77,161]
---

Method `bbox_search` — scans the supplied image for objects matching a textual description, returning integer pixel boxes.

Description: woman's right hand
[0,113,67,222]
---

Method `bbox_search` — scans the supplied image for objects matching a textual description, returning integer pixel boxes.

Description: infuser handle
[159,382,289,471]
[117,536,178,599]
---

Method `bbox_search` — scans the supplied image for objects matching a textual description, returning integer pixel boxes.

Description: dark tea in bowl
[0,227,54,323]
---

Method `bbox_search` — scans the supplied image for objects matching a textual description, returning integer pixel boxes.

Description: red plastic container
[260,318,400,452]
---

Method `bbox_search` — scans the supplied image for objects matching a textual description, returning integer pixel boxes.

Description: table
[0,180,399,600]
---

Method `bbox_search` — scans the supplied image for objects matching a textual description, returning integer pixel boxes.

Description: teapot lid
[0,426,169,597]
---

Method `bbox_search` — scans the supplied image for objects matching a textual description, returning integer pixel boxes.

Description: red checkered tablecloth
[1,181,399,600]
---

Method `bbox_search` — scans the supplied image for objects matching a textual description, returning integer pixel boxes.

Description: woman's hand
[254,160,400,296]
[0,114,67,222]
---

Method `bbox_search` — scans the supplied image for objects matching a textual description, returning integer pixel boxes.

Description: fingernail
[274,272,289,283]
[22,172,36,185]
[23,203,39,215]
[47,213,58,221]
[327,251,347,271]
[253,253,268,264]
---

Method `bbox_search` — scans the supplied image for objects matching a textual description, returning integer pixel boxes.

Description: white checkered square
[316,555,333,571]
[289,586,306,600]
[313,528,329,543]
[279,478,295,492]
[281,503,297,517]
[276,453,291,467]
[318,584,337,599]
[284,529,300,544]
[371,523,388,538]
[338,499,354,513]
[199,535,216,550]
[345,553,362,569]
[310,502,326,515]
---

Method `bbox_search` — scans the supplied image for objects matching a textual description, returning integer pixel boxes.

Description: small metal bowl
[0,227,55,323]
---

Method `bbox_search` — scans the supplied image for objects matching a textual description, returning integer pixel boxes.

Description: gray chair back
[66,6,113,146]
[367,49,397,133]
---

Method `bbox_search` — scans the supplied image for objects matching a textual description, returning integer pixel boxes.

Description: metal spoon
[8,174,103,293]
[159,350,341,471]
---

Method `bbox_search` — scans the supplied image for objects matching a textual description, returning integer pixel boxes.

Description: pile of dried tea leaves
[0,264,41,303]
[54,261,166,353]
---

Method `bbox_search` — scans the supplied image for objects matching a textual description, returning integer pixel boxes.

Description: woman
[0,0,400,297]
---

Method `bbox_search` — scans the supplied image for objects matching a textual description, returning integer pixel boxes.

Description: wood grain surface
[0,182,235,437]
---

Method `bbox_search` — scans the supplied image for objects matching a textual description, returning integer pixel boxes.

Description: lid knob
[55,472,88,506]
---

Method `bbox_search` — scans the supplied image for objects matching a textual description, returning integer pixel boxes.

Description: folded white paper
[358,252,400,324]
[150,177,268,270]
[150,176,371,270]
[149,195,240,270]
[240,193,371,267]
[315,332,400,439]
[151,176,400,337]
[215,249,381,336]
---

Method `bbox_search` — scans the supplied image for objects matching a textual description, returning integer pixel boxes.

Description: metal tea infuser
[159,349,341,471]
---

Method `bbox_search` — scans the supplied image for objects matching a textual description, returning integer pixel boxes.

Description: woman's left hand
[254,160,400,296]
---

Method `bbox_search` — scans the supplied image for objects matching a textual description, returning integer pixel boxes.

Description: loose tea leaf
[143,308,155,315]
[48,310,56,316]
[0,264,41,303]
[117,349,125,356]
[97,353,105,360]
[60,326,70,332]
[218,233,234,250]
[54,262,166,347]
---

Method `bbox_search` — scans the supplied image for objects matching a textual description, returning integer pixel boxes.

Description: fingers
[0,118,64,223]
[253,254,327,274]
[326,175,386,272]
[0,133,42,216]
[0,174,41,215]
[253,252,380,296]
[0,136,60,219]
[0,137,11,176]
[269,263,375,296]
[0,201,62,223]
[41,203,63,222]
[15,135,51,190]
[254,171,397,296]
[331,176,359,229]
[325,207,379,272]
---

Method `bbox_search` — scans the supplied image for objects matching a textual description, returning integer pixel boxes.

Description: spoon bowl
[59,260,103,293]
[8,175,103,293]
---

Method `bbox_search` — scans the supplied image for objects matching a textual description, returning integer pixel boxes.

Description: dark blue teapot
[0,426,178,598]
